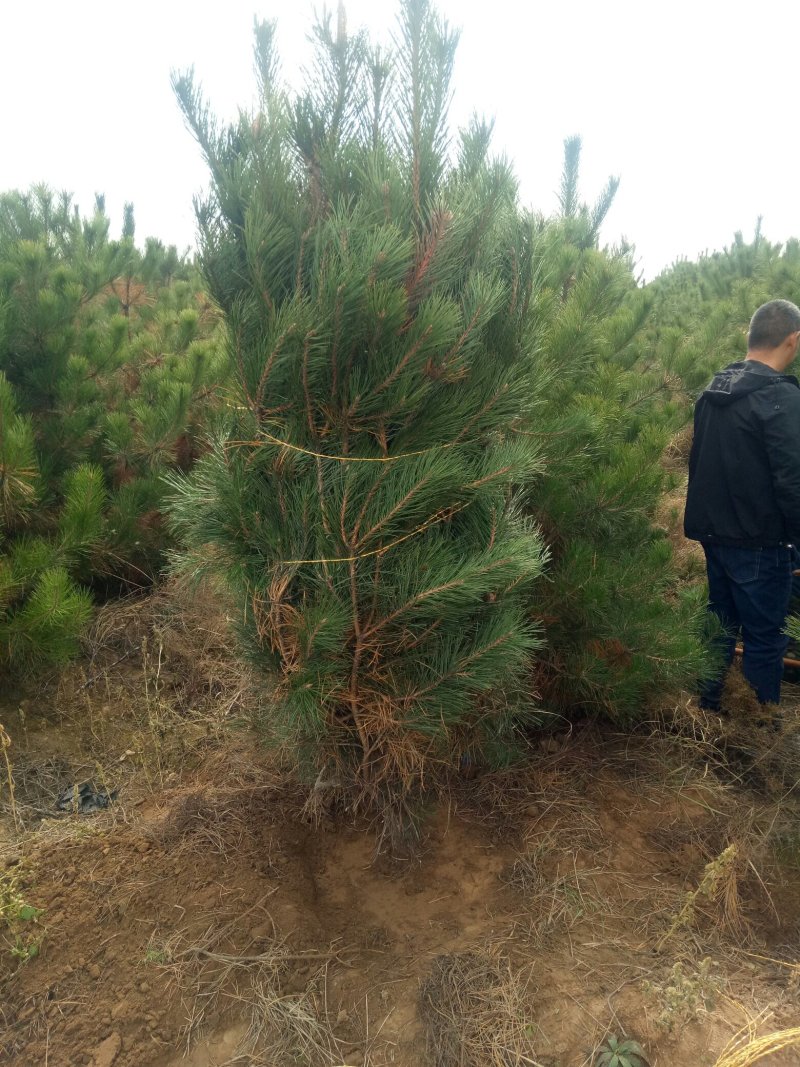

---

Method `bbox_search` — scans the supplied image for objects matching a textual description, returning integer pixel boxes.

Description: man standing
[684,298,800,712]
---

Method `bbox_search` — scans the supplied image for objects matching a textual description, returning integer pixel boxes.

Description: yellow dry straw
[0,723,19,830]
[713,1027,800,1067]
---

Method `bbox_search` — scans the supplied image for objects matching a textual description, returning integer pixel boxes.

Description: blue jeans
[700,543,793,708]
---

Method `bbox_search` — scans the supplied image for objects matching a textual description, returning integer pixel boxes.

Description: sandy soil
[1,595,799,1067]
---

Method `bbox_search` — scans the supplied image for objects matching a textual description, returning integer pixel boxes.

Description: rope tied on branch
[272,501,471,566]
[224,427,468,464]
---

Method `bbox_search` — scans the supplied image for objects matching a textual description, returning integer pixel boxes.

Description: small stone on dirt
[135,839,151,854]
[88,963,101,979]
[138,980,150,993]
[91,1030,121,1067]
[111,998,129,1020]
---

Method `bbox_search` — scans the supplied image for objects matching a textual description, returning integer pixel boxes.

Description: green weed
[0,868,44,965]
[595,1034,648,1067]
[642,958,719,1036]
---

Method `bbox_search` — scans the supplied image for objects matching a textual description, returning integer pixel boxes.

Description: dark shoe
[755,707,784,732]
[699,700,728,717]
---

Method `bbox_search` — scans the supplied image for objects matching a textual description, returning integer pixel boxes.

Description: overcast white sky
[1,0,797,280]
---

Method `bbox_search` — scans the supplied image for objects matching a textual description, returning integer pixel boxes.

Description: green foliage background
[0,187,227,670]
[4,1,798,794]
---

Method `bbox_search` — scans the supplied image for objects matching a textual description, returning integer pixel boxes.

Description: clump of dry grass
[419,950,539,1067]
[240,975,341,1066]
[501,843,548,896]
[35,577,276,794]
[153,788,252,857]
[687,666,800,800]
[151,779,290,866]
[713,1025,800,1067]
[658,682,800,811]
[72,576,262,724]
[664,423,694,467]
[155,896,347,1065]
[457,731,599,840]
[720,663,768,722]
[0,724,18,831]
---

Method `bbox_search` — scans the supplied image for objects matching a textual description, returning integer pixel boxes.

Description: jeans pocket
[725,546,761,584]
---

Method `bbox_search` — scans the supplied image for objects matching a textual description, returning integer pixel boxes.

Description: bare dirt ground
[1,588,800,1067]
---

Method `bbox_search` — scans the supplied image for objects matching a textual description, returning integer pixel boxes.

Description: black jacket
[684,360,800,547]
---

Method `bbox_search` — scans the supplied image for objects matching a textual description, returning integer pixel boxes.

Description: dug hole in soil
[1,588,800,1067]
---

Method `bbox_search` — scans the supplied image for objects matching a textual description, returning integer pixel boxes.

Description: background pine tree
[641,221,800,404]
[511,138,710,720]
[645,224,800,670]
[0,187,226,671]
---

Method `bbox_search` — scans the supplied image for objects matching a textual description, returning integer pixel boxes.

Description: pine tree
[0,372,93,667]
[518,138,710,718]
[0,187,225,672]
[169,1,547,809]
[646,224,800,400]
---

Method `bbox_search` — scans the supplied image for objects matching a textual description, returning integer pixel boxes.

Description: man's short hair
[748,299,800,350]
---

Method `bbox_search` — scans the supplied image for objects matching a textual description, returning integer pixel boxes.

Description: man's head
[747,299,800,370]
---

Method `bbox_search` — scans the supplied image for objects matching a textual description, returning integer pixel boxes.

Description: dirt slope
[1,591,799,1066]
[2,711,800,1066]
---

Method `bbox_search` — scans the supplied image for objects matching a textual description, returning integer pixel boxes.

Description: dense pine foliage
[165,0,714,810]
[0,188,226,671]
[517,155,710,720]
[646,224,800,399]
[169,3,550,807]
[4,2,798,811]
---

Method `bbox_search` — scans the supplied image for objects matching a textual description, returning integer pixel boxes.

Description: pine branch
[559,135,581,218]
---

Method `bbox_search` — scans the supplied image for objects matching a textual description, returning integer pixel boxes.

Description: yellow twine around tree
[274,503,469,566]
[224,429,462,464]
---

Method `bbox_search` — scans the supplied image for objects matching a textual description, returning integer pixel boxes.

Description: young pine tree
[520,139,711,719]
[0,187,225,672]
[169,1,547,807]
[0,372,94,667]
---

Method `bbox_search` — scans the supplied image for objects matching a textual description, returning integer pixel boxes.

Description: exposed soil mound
[2,591,800,1067]
[2,717,800,1066]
